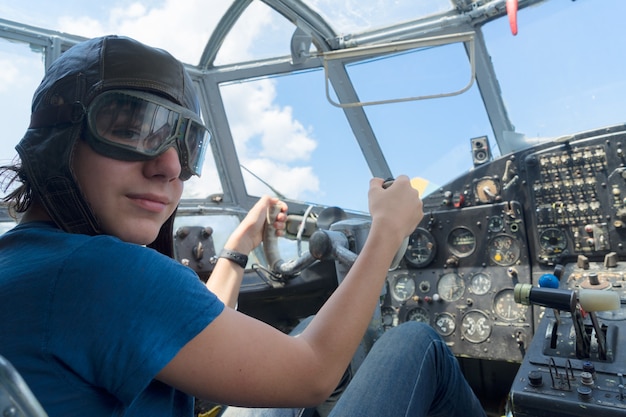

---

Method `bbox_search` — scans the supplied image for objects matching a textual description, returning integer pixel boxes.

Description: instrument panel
[382,201,532,362]
[382,127,626,362]
[525,137,626,265]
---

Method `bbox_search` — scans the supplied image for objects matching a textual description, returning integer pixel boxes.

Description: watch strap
[218,248,248,269]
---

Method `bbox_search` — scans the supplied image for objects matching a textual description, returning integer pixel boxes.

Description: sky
[1,0,625,213]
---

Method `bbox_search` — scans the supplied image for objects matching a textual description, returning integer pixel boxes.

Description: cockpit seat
[0,355,48,417]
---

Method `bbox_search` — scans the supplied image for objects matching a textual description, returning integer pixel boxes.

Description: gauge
[404,227,436,268]
[447,227,476,257]
[405,307,430,324]
[434,313,456,336]
[539,228,567,254]
[461,310,491,343]
[391,272,415,302]
[469,272,491,295]
[381,306,399,329]
[488,234,522,266]
[494,289,528,321]
[437,272,465,302]
[474,177,500,203]
[487,216,504,233]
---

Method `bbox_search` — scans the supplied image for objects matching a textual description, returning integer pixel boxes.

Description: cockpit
[2,1,626,416]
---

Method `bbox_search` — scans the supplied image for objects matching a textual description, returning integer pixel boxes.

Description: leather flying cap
[16,35,199,242]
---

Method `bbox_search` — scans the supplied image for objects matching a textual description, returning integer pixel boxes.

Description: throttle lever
[514,283,619,359]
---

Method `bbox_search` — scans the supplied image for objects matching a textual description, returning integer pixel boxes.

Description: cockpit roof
[0,0,535,67]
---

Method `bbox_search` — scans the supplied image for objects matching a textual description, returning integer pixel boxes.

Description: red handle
[506,0,519,36]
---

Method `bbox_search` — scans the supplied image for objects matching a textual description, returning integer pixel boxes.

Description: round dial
[405,307,430,324]
[404,227,436,268]
[437,272,465,302]
[475,177,500,203]
[461,310,491,343]
[469,272,491,295]
[494,289,528,321]
[381,306,399,329]
[447,227,476,257]
[434,313,456,336]
[417,280,431,293]
[488,234,521,266]
[487,216,504,233]
[539,228,567,254]
[391,272,415,302]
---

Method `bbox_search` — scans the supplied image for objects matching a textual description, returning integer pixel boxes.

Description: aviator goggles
[85,90,210,180]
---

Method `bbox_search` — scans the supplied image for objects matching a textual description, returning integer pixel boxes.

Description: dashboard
[379,124,626,363]
[382,201,531,361]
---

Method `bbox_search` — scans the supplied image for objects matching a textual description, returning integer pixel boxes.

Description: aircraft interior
[2,0,626,416]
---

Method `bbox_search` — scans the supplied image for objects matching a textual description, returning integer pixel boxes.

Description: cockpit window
[363,80,496,196]
[483,0,626,151]
[310,0,453,34]
[214,0,304,66]
[220,69,373,210]
[338,40,474,106]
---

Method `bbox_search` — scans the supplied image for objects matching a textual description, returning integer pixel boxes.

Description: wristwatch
[218,248,248,269]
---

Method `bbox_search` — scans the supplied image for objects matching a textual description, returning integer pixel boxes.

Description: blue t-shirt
[0,221,225,416]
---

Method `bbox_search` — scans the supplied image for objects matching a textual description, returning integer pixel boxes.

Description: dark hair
[0,160,31,219]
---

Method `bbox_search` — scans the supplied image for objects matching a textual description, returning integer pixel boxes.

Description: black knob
[528,370,543,387]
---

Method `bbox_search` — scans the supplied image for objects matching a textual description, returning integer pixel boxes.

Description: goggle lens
[87,90,210,179]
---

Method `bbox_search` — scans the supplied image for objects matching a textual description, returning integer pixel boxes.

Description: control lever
[506,0,518,35]
[514,284,619,359]
[263,177,410,277]
[263,205,355,281]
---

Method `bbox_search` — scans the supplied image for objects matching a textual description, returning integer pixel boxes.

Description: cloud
[243,158,320,199]
[258,106,317,162]
[0,48,45,163]
[57,15,105,39]
[220,78,320,200]
[307,0,450,35]
[55,0,273,66]
[223,80,317,162]
[0,59,20,93]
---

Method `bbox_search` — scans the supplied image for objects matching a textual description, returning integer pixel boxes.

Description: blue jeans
[222,322,486,417]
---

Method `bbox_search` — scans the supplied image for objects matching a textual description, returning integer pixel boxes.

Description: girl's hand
[225,196,288,254]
